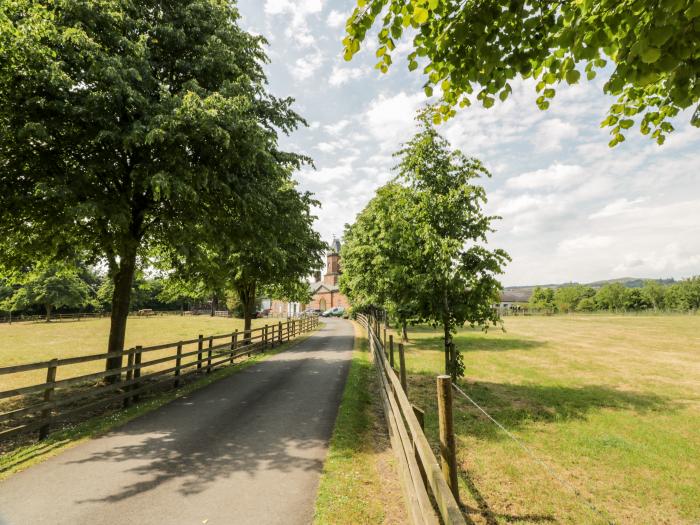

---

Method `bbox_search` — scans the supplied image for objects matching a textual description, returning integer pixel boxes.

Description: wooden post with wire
[437,375,459,502]
[389,334,395,368]
[38,359,57,440]
[399,343,407,393]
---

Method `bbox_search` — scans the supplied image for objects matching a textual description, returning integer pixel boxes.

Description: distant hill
[501,277,677,303]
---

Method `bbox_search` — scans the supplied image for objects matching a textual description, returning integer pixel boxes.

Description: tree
[343,0,700,145]
[641,280,667,310]
[554,284,595,313]
[0,1,306,376]
[529,286,555,312]
[3,263,92,321]
[395,116,508,378]
[340,182,422,342]
[167,178,325,336]
[595,283,628,311]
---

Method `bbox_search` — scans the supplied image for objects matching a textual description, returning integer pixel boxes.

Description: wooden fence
[357,313,465,525]
[0,315,319,442]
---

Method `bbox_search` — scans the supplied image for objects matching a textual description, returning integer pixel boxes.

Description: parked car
[305,308,322,315]
[255,308,271,318]
[321,307,345,317]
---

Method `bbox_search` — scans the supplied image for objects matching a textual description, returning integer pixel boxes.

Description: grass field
[393,314,700,524]
[0,315,277,390]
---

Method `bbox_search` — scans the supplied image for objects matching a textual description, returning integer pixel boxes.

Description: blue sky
[238,0,700,287]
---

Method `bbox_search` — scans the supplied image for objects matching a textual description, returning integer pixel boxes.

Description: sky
[238,0,700,287]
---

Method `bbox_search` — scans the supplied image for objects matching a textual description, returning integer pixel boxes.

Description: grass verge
[313,322,407,525]
[0,328,317,481]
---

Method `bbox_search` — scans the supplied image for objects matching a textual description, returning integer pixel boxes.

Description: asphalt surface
[0,318,354,525]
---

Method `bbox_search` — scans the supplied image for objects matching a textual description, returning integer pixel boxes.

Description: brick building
[270,238,349,315]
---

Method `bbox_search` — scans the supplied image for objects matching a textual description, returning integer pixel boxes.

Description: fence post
[389,334,395,368]
[383,328,387,355]
[264,324,269,351]
[124,349,135,408]
[286,320,290,341]
[231,330,238,363]
[132,346,142,403]
[175,342,182,387]
[197,334,203,371]
[437,375,459,502]
[399,343,407,394]
[207,336,213,373]
[38,359,58,440]
[278,321,283,344]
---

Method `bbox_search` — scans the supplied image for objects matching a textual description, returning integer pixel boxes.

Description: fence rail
[357,313,465,525]
[0,315,319,442]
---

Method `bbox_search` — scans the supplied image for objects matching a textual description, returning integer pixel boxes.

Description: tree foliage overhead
[343,0,700,146]
[0,0,308,371]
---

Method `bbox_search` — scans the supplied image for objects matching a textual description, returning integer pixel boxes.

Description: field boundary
[357,313,465,525]
[0,315,319,442]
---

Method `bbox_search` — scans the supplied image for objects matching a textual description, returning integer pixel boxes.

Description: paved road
[0,318,354,525]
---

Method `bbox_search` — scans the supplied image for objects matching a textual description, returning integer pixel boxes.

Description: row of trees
[529,278,700,313]
[0,1,324,376]
[340,115,509,379]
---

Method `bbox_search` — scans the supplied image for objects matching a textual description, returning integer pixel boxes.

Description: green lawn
[392,314,700,524]
[0,315,277,390]
[314,321,407,525]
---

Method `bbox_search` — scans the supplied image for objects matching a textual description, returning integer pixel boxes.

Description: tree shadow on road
[62,331,370,505]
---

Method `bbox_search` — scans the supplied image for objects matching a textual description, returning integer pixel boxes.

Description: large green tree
[0,1,306,375]
[167,178,326,335]
[395,117,509,378]
[340,182,421,342]
[2,263,93,321]
[343,0,700,145]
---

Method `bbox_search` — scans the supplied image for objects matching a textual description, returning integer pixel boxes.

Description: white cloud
[534,118,579,152]
[326,9,349,28]
[329,65,366,86]
[264,0,324,47]
[324,119,351,135]
[363,91,424,151]
[589,198,647,219]
[506,164,585,190]
[289,50,324,81]
[558,235,613,254]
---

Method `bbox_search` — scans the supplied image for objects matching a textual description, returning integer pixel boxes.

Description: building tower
[323,237,341,286]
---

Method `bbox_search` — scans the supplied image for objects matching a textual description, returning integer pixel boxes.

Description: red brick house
[270,238,349,315]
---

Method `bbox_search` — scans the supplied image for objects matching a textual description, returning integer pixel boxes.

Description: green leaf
[413,7,429,24]
[565,69,581,85]
[640,46,661,64]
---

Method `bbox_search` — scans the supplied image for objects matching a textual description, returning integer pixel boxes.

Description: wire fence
[450,382,615,525]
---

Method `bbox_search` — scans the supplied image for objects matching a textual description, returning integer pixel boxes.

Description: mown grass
[392,314,700,524]
[0,315,278,390]
[0,327,316,481]
[314,322,407,525]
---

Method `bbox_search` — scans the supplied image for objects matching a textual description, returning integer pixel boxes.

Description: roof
[310,281,339,293]
[329,237,341,254]
[499,289,532,303]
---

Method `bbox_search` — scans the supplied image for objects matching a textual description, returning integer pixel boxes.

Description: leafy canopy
[2,263,93,315]
[0,0,308,363]
[342,115,509,377]
[343,0,700,146]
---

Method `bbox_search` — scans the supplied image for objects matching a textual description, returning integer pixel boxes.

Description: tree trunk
[401,320,409,342]
[45,304,52,322]
[237,281,256,343]
[210,293,218,317]
[105,243,138,382]
[443,318,452,376]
